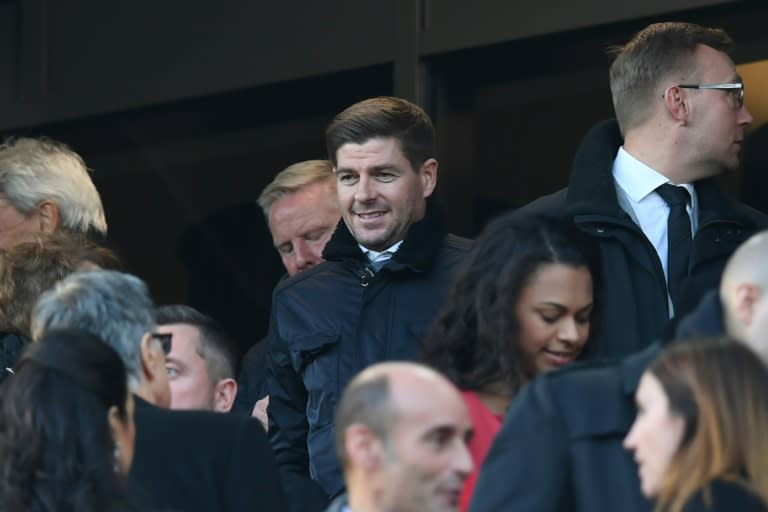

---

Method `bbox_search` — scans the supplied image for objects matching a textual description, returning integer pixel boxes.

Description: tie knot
[656,184,690,207]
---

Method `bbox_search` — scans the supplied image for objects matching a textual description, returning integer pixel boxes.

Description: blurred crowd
[0,20,767,512]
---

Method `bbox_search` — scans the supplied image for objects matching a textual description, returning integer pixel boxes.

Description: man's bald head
[335,362,473,512]
[335,362,457,467]
[720,230,768,359]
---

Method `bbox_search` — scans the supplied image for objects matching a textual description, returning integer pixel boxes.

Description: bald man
[327,362,474,512]
[720,231,768,360]
[470,231,768,512]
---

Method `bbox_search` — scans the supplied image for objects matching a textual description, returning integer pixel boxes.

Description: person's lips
[437,486,462,508]
[543,349,578,367]
[355,210,387,219]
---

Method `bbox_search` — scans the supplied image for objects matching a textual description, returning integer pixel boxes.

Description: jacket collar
[673,289,725,339]
[322,201,446,273]
[566,119,757,228]
[620,290,725,395]
[566,119,626,219]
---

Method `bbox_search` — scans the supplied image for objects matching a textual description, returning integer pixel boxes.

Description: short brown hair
[334,373,393,469]
[0,233,120,339]
[609,22,733,134]
[257,160,335,218]
[325,97,435,171]
[651,338,768,512]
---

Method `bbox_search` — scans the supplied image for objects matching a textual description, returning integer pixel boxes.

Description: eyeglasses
[150,332,172,355]
[677,82,744,109]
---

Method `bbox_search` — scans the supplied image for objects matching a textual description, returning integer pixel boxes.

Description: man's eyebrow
[334,164,400,174]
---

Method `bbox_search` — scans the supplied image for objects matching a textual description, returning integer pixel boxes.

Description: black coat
[266,205,471,500]
[518,119,767,358]
[0,332,27,385]
[231,335,269,415]
[469,291,725,512]
[681,480,768,512]
[129,396,287,512]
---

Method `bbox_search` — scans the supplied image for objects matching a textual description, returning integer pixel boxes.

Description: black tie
[655,184,692,312]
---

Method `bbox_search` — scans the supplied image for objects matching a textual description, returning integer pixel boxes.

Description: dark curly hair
[422,212,601,396]
[0,329,134,512]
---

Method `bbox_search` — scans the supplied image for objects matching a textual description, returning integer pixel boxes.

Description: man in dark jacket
[469,229,768,512]
[520,22,766,358]
[266,96,472,503]
[233,159,340,424]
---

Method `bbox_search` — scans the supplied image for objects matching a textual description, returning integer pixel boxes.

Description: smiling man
[266,97,472,506]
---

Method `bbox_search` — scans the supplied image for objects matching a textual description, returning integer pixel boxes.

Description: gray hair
[0,137,107,235]
[30,270,155,389]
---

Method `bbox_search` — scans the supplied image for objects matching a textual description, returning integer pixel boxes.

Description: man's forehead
[392,394,469,433]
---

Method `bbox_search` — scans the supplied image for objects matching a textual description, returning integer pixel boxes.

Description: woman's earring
[113,442,121,474]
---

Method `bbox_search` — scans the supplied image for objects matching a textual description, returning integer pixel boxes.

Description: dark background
[1,0,765,352]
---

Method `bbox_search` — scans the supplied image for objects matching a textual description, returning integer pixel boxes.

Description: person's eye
[376,172,397,182]
[166,366,179,378]
[576,314,591,325]
[305,230,327,242]
[539,313,559,324]
[337,173,358,185]
[277,244,293,255]
[427,431,452,450]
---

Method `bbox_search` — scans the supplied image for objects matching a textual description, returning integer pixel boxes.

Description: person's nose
[452,440,474,480]
[623,421,639,452]
[557,317,581,346]
[738,104,754,127]
[293,240,319,272]
[353,175,376,204]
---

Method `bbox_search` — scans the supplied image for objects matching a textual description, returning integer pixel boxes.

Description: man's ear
[663,86,690,124]
[733,283,760,327]
[137,334,171,408]
[36,200,61,234]
[212,378,237,413]
[419,158,438,199]
[345,423,384,472]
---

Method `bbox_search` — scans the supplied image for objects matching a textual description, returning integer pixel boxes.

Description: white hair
[0,137,107,235]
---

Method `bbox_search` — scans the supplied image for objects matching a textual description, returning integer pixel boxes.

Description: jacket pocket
[290,332,340,427]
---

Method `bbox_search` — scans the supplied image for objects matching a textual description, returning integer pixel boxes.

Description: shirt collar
[359,240,404,262]
[613,147,673,202]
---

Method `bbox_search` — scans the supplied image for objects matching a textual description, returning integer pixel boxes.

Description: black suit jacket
[469,346,656,512]
[129,396,287,512]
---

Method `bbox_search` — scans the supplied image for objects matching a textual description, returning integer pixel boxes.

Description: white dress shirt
[359,240,404,270]
[612,147,698,317]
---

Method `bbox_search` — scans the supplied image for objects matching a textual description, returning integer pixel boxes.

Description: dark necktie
[655,184,692,312]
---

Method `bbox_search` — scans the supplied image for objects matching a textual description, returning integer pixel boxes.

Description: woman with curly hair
[624,338,768,512]
[422,212,600,511]
[0,328,135,511]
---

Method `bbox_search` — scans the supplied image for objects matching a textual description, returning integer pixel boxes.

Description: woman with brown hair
[624,337,768,512]
[0,233,119,381]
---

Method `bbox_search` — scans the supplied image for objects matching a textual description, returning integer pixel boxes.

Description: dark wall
[1,0,765,352]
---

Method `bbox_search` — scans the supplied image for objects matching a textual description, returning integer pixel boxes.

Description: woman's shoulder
[682,479,768,512]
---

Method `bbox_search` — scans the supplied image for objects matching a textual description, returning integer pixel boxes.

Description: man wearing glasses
[519,21,766,359]
[470,22,768,512]
[31,270,287,512]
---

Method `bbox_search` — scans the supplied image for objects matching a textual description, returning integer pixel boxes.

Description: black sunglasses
[150,332,172,355]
